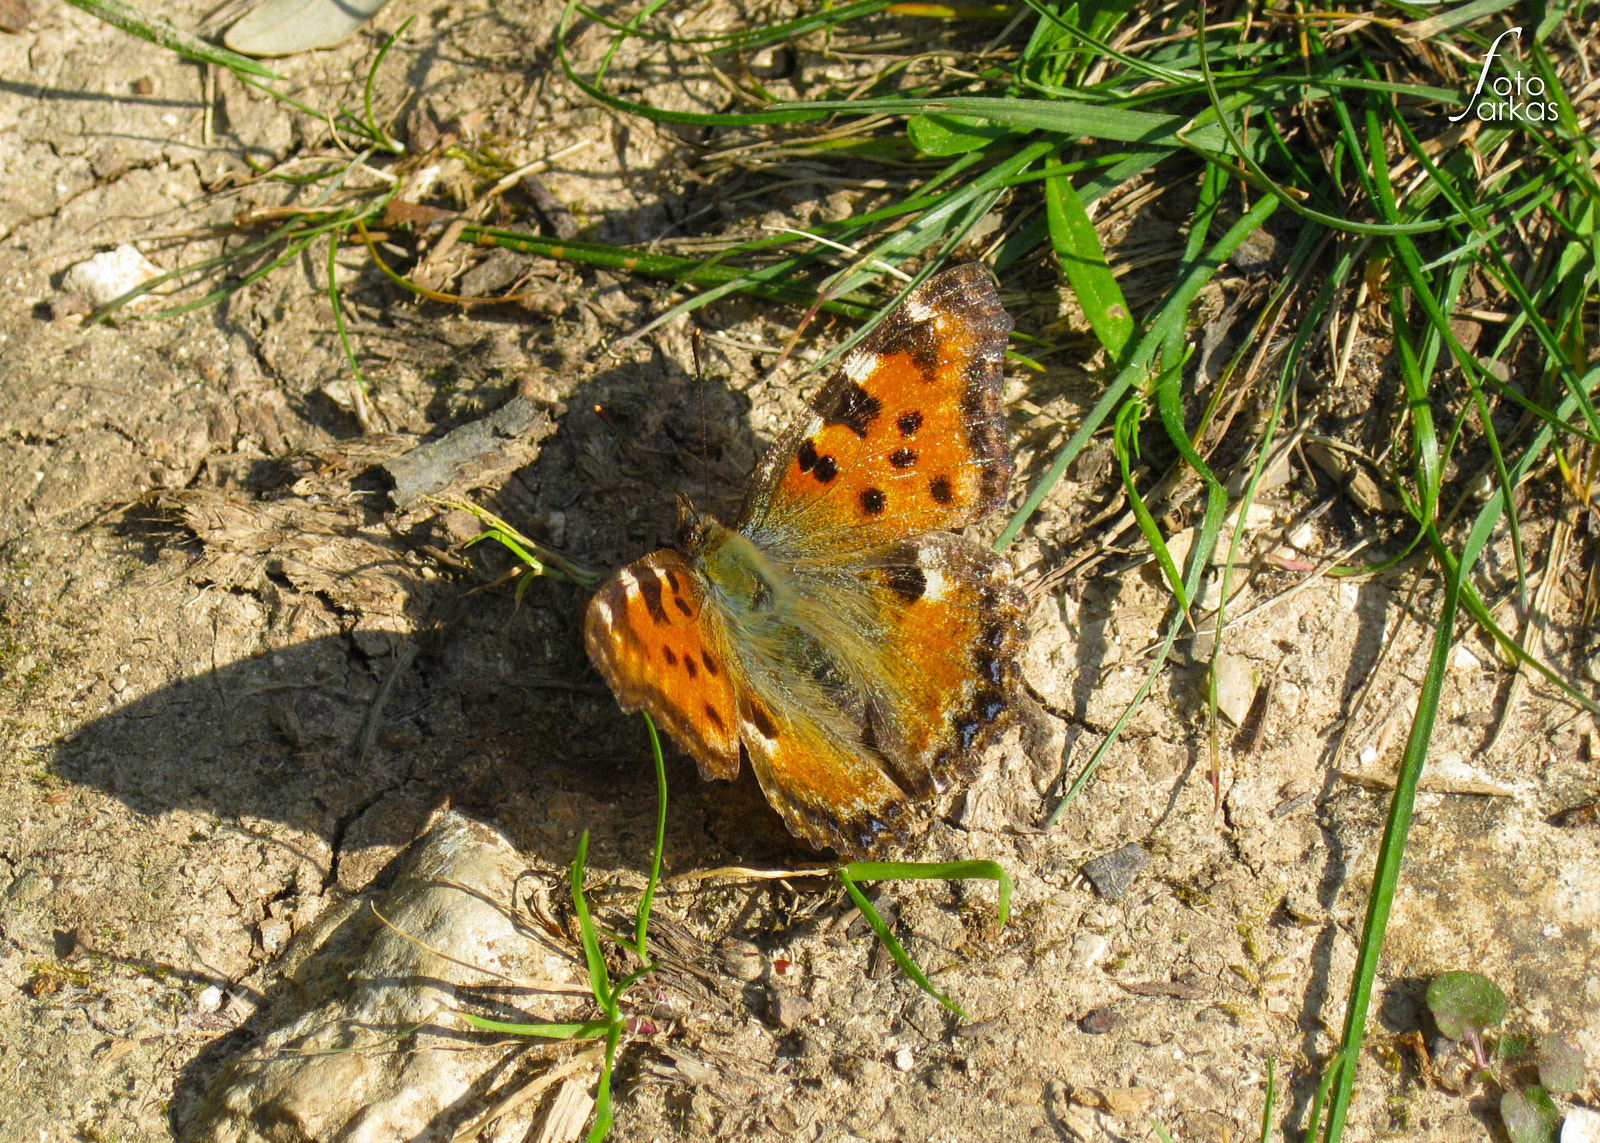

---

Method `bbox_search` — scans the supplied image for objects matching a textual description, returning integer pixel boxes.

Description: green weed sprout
[1426,970,1589,1143]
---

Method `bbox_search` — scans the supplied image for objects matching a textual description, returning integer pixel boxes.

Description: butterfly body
[586,264,1026,858]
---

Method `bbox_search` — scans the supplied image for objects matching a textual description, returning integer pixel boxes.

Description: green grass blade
[64,0,282,79]
[1044,162,1133,360]
[327,232,366,392]
[459,1014,611,1039]
[1259,1055,1276,1142]
[1113,397,1187,611]
[586,1022,621,1142]
[841,859,1013,926]
[1318,523,1468,1139]
[360,16,412,153]
[837,870,963,1017]
[634,714,667,955]
[569,833,613,1012]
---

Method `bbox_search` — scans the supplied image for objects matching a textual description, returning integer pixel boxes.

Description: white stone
[1452,645,1482,671]
[1563,1107,1600,1143]
[1213,654,1258,726]
[1070,932,1109,969]
[63,245,161,310]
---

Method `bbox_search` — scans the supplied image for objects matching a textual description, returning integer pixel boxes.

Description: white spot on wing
[905,297,932,322]
[741,718,777,743]
[922,567,949,601]
[844,352,878,384]
[592,598,615,625]
[617,568,639,593]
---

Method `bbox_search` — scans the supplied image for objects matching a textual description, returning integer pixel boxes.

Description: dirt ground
[1,3,1596,1141]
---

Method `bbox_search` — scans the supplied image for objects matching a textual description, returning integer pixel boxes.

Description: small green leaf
[907,113,1017,157]
[1501,1086,1560,1143]
[1499,1032,1534,1064]
[1044,165,1134,360]
[1536,1034,1587,1094]
[1426,971,1506,1041]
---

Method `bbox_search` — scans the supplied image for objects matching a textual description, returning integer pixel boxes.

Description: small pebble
[1212,654,1257,726]
[718,939,763,982]
[1081,844,1149,901]
[765,991,811,1030]
[1452,645,1482,671]
[1077,1006,1122,1035]
[1069,932,1109,970]
[892,1046,914,1072]
[62,245,161,310]
[196,985,224,1013]
[1563,1106,1600,1143]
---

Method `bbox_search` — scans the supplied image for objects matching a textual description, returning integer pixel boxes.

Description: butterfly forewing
[584,550,741,781]
[739,263,1014,558]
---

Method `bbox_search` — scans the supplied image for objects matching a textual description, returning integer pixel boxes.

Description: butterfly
[584,263,1026,859]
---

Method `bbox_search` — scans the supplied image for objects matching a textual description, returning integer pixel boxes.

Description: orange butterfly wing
[585,547,915,855]
[583,550,741,782]
[738,262,1014,557]
[855,535,1028,799]
[734,688,913,858]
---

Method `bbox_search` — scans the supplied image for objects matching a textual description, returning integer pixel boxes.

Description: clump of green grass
[546,3,1597,1139]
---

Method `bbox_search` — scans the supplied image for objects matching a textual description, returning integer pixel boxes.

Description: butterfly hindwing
[855,534,1028,798]
[734,686,912,859]
[584,550,741,781]
[739,264,1014,557]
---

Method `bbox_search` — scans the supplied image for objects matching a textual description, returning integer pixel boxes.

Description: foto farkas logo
[1450,28,1559,124]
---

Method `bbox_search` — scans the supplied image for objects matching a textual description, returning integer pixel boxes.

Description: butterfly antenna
[690,324,713,511]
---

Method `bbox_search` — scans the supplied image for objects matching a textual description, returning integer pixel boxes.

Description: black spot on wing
[825,383,882,439]
[662,645,677,666]
[637,571,669,624]
[898,410,923,437]
[704,703,726,731]
[860,488,886,515]
[813,455,838,483]
[798,438,818,472]
[674,595,693,618]
[884,565,926,603]
[748,701,777,741]
[929,476,954,505]
[889,448,917,468]
[702,652,720,676]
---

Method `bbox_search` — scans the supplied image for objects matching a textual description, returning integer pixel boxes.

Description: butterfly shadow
[43,338,835,1132]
